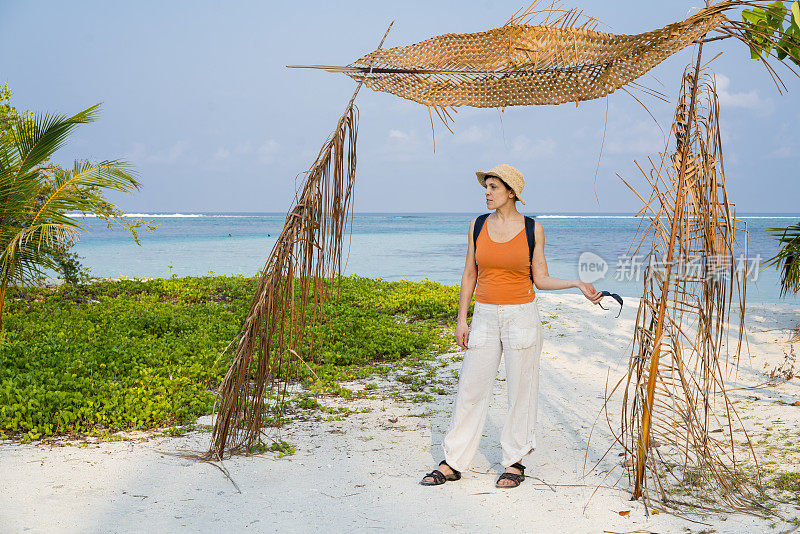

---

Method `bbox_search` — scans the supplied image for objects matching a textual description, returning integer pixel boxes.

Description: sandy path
[2,293,799,533]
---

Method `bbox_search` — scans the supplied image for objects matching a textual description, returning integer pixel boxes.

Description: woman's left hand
[578,281,603,305]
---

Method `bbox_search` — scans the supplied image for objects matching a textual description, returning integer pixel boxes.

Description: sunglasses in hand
[596,290,623,318]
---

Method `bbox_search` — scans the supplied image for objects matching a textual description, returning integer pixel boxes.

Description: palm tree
[0,103,140,329]
[767,223,800,297]
[767,222,800,339]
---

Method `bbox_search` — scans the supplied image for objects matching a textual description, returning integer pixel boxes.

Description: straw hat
[476,164,526,205]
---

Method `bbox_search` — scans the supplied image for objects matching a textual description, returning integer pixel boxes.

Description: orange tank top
[474,223,535,305]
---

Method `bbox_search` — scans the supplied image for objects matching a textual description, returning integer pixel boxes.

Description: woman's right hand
[578,281,603,304]
[455,320,469,350]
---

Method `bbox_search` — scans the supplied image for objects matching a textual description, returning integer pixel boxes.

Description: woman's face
[484,176,515,210]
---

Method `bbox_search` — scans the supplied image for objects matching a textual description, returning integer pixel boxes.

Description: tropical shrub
[0,275,459,441]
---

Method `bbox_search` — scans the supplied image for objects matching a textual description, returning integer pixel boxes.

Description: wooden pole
[632,39,705,501]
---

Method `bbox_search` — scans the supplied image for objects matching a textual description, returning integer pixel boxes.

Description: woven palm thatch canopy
[290,1,791,113]
[345,10,723,108]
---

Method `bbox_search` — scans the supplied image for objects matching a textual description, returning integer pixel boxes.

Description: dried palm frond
[290,1,798,120]
[207,95,358,458]
[207,23,393,458]
[616,50,763,513]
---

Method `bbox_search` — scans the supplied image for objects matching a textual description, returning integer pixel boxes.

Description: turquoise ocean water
[66,212,800,305]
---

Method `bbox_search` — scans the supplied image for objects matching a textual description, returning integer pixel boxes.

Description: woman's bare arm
[531,222,603,303]
[455,219,478,349]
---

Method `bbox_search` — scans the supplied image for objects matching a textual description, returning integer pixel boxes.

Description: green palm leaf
[30,160,138,227]
[766,222,800,297]
[9,105,100,176]
[1,223,78,281]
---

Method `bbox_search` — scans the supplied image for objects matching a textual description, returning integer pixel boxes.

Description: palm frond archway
[210,1,800,515]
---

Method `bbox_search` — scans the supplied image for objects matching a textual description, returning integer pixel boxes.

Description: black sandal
[495,462,525,488]
[420,460,462,486]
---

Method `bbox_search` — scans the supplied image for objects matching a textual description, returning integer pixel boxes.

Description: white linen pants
[442,299,544,472]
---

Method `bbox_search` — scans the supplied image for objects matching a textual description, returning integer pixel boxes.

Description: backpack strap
[524,216,536,261]
[524,216,535,282]
[472,213,490,264]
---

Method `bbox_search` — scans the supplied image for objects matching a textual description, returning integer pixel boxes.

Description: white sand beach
[2,293,799,533]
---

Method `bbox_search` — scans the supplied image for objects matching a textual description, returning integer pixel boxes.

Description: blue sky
[1,1,798,214]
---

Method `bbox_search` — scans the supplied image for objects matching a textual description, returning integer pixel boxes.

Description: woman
[420,164,603,488]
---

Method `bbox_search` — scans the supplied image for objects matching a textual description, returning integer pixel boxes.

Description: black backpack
[473,213,536,282]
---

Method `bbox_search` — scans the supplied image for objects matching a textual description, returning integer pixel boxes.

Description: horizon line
[101,210,800,215]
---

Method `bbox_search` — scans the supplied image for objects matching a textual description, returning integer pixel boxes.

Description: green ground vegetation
[0,274,462,442]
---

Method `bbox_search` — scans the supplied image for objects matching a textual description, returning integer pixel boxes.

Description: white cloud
[162,140,189,163]
[771,145,796,158]
[125,142,147,162]
[454,125,487,145]
[771,123,797,157]
[388,129,410,142]
[213,147,230,160]
[509,135,556,159]
[713,73,766,110]
[258,139,280,164]
[605,120,665,155]
[235,141,254,154]
[381,129,422,162]
[206,139,279,164]
[125,140,190,164]
[573,126,589,139]
[769,122,800,158]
